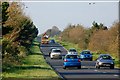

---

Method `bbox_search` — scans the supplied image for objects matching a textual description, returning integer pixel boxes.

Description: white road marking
[114,75,119,77]
[94,70,98,71]
[82,66,86,68]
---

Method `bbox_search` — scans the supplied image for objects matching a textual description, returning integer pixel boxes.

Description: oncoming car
[50,48,62,59]
[95,54,115,69]
[80,50,92,61]
[63,54,81,69]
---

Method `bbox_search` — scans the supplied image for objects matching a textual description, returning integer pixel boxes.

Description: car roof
[69,48,76,50]
[66,54,78,56]
[99,54,111,56]
[99,54,112,58]
[82,50,90,52]
[52,48,61,51]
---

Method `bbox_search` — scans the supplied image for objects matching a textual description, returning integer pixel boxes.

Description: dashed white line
[94,70,98,72]
[114,75,119,77]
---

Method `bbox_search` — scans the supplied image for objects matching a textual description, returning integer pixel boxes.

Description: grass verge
[2,42,61,80]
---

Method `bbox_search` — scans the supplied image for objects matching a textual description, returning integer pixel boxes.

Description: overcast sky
[23,1,119,34]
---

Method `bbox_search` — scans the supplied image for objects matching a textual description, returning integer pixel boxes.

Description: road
[40,43,120,80]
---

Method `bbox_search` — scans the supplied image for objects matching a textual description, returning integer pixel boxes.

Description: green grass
[58,41,81,52]
[2,43,61,80]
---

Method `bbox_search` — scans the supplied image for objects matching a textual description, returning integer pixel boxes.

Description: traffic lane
[46,56,63,66]
[40,44,120,79]
[40,46,67,56]
[46,56,95,68]
[46,56,120,79]
[41,45,95,67]
[81,61,95,67]
[55,66,119,79]
[40,43,62,47]
[62,76,120,80]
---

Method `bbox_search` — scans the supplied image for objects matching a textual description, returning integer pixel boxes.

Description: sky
[23,0,119,34]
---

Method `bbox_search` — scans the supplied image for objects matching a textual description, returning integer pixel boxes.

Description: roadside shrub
[18,46,27,58]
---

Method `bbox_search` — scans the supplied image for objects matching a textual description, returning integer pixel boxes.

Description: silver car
[49,47,57,56]
[68,48,78,54]
[95,54,115,69]
[50,49,62,59]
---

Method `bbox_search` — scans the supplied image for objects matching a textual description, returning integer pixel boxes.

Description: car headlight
[89,55,92,57]
[111,62,114,64]
[99,62,102,65]
[80,55,84,58]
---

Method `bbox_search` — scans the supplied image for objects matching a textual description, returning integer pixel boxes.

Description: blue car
[49,39,55,44]
[63,54,81,69]
[80,50,93,61]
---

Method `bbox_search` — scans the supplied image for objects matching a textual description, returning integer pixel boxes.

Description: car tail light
[64,59,68,62]
[78,59,81,62]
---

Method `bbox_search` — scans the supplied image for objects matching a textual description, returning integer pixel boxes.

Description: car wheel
[96,65,100,69]
[110,66,114,69]
[95,65,97,68]
[63,66,66,69]
[59,56,62,59]
[49,53,51,56]
[90,58,92,61]
[97,66,100,69]
[78,66,81,69]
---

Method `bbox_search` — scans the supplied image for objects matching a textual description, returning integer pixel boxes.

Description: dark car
[95,54,115,69]
[49,39,55,44]
[63,54,81,69]
[80,50,92,61]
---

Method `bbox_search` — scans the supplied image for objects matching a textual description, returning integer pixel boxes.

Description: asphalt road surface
[40,43,120,80]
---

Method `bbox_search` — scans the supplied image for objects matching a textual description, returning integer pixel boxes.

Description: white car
[49,47,57,56]
[50,49,62,59]
[68,48,78,54]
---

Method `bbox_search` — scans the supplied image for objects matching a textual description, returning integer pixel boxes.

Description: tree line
[1,2,38,69]
[60,21,119,58]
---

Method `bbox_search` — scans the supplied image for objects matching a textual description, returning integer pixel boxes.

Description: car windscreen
[69,49,76,52]
[52,50,61,52]
[81,51,90,54]
[50,40,55,42]
[101,55,112,59]
[66,55,79,59]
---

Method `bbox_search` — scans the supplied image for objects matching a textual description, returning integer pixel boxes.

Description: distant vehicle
[63,54,81,69]
[80,50,92,61]
[95,54,115,69]
[49,39,55,44]
[68,48,78,54]
[50,48,62,59]
[41,33,49,44]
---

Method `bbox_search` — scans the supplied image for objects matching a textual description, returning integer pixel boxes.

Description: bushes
[61,24,86,49]
[61,22,119,57]
[2,2,38,69]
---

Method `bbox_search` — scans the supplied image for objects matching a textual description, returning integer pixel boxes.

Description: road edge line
[39,46,66,80]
